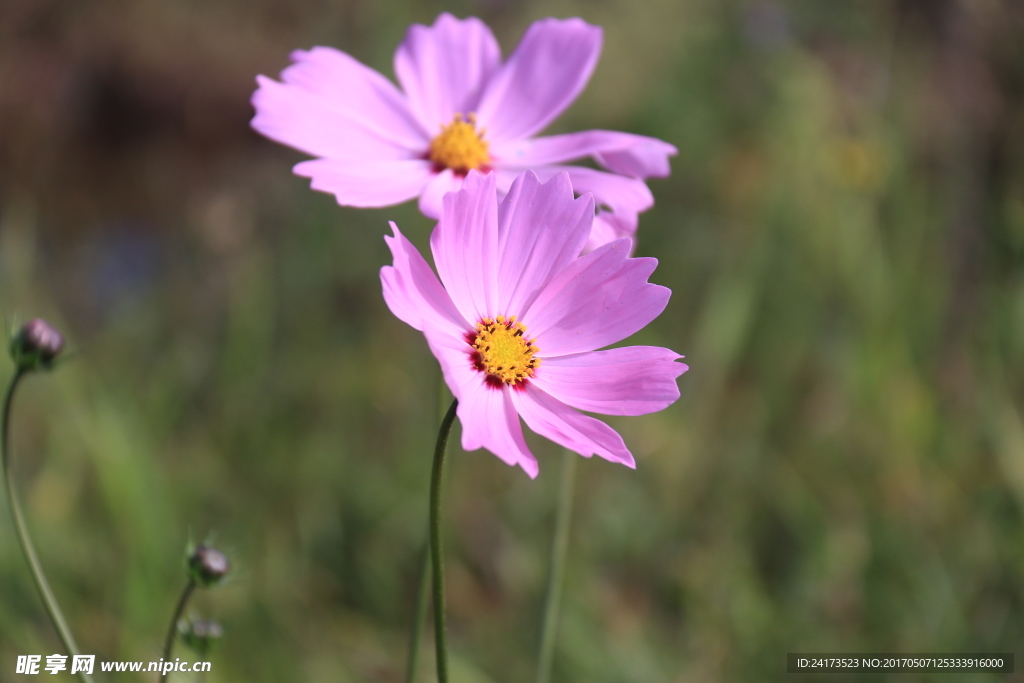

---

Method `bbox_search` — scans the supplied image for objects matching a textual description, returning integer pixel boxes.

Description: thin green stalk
[430,399,458,683]
[405,376,452,683]
[159,578,196,683]
[534,449,578,683]
[404,544,431,683]
[1,369,93,683]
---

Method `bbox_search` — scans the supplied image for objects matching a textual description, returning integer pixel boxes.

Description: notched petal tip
[461,168,494,190]
[520,457,540,479]
[252,73,274,90]
[505,169,584,212]
[441,168,496,216]
[546,169,573,195]
[430,11,477,29]
[291,159,316,178]
[533,16,603,40]
[287,47,313,63]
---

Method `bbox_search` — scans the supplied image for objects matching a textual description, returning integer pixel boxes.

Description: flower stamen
[468,315,540,390]
[428,113,490,174]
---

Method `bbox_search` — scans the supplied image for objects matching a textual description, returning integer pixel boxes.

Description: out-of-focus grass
[1,0,1023,681]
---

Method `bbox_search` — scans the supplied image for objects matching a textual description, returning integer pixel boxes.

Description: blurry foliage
[1,0,1024,681]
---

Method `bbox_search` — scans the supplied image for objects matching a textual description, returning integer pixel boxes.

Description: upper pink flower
[380,170,687,478]
[252,14,677,251]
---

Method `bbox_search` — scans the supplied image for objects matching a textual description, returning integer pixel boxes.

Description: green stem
[534,449,577,683]
[404,544,431,683]
[159,578,196,683]
[405,376,453,683]
[1,369,93,683]
[430,399,458,683]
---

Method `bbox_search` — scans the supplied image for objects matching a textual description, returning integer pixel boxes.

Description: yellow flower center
[428,113,490,174]
[469,315,540,389]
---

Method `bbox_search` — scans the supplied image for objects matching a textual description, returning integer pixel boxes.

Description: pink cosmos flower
[252,13,676,252]
[380,170,686,477]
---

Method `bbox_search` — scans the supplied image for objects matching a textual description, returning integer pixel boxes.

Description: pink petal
[394,13,501,131]
[418,329,537,477]
[421,327,488,409]
[496,166,651,252]
[493,130,677,179]
[252,76,412,161]
[560,166,654,250]
[524,239,670,356]
[380,222,468,336]
[294,158,434,207]
[586,212,633,253]
[533,346,687,416]
[253,47,428,155]
[494,172,593,316]
[429,170,499,323]
[457,378,539,478]
[476,19,602,143]
[558,166,654,216]
[418,168,464,219]
[512,385,635,467]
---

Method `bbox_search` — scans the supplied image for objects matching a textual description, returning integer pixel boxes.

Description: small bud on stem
[188,545,230,587]
[9,319,64,372]
[180,618,223,656]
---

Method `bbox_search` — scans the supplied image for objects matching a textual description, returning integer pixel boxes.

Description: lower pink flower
[381,170,687,477]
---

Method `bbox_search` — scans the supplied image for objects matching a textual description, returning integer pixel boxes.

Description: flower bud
[179,618,223,656]
[9,319,64,371]
[187,545,230,587]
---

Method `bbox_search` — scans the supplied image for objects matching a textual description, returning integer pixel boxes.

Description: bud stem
[160,577,197,683]
[430,399,458,683]
[1,369,94,683]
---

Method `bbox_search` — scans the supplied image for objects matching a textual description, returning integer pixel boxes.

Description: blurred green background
[2,0,1024,680]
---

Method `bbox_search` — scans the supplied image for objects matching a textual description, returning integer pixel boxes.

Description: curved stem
[1,369,93,683]
[160,578,196,683]
[430,399,458,683]
[534,449,577,683]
